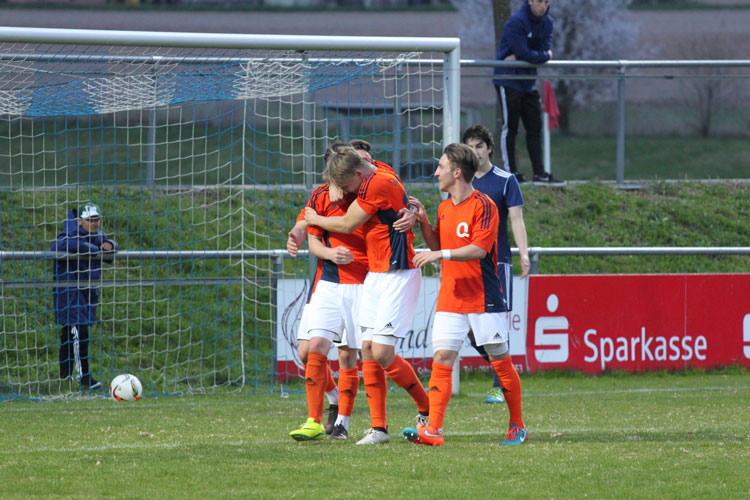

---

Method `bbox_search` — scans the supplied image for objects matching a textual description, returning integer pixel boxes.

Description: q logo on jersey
[456,222,469,238]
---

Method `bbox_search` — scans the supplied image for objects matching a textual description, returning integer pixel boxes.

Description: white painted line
[0,441,248,455]
[468,384,750,399]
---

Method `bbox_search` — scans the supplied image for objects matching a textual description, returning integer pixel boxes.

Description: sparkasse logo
[584,327,708,372]
[532,291,709,371]
[528,275,750,374]
[533,294,569,363]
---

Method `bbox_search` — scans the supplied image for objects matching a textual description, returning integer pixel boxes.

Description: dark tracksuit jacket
[493,2,554,92]
[51,208,119,326]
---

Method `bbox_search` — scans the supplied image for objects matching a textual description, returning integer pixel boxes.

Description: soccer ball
[109,374,143,401]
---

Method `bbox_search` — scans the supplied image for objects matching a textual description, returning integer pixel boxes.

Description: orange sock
[362,360,387,429]
[427,362,453,430]
[337,367,359,418]
[492,357,524,427]
[305,352,328,423]
[385,355,429,414]
[325,363,337,394]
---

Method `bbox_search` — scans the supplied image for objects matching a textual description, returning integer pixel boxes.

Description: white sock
[334,415,350,430]
[326,387,339,405]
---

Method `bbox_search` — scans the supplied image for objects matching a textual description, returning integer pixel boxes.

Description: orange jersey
[356,169,416,272]
[435,190,504,313]
[298,185,368,290]
[369,158,399,181]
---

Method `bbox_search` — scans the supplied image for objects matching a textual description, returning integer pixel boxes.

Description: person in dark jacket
[493,0,563,186]
[51,203,119,389]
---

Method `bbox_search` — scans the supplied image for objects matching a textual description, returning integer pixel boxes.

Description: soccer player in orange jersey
[403,143,528,446]
[305,145,430,445]
[464,124,530,404]
[287,181,366,441]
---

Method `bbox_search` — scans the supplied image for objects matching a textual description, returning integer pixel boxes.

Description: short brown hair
[444,143,479,183]
[348,139,372,154]
[462,124,494,155]
[323,141,348,164]
[325,145,368,186]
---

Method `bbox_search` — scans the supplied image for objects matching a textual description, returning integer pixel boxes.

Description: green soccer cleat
[289,417,325,441]
[485,387,505,404]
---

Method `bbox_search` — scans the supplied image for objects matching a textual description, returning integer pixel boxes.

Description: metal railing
[3,247,749,284]
[461,59,750,187]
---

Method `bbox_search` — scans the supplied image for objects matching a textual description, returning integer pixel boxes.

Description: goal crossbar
[0,26,459,53]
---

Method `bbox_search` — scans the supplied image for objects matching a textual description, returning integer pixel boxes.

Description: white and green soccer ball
[109,374,143,401]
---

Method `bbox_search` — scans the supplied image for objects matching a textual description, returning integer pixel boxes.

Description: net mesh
[0,41,444,399]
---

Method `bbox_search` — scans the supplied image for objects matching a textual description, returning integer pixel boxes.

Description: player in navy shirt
[463,125,530,403]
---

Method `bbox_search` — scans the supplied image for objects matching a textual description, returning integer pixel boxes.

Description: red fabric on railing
[543,80,560,129]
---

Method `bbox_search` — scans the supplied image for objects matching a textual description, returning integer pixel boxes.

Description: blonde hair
[325,145,367,186]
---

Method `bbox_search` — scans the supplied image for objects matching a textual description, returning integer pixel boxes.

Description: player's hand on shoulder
[304,207,318,224]
[393,206,416,233]
[407,196,429,224]
[330,246,353,265]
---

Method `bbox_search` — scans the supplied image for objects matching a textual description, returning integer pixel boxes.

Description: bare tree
[448,0,495,51]
[450,0,510,151]
[492,0,511,48]
[677,31,739,138]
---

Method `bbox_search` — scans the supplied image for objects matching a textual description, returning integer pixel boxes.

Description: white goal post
[0,27,460,399]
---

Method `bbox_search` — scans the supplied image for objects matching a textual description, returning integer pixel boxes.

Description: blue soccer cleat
[501,424,528,445]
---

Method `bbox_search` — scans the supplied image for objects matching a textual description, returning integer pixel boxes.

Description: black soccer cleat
[325,404,339,435]
[330,424,348,440]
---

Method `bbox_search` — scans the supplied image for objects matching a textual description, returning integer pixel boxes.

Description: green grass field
[1,371,749,499]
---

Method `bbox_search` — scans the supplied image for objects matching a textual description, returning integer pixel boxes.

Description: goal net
[0,29,459,399]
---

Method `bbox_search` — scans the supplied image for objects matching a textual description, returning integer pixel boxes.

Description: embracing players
[305,145,430,445]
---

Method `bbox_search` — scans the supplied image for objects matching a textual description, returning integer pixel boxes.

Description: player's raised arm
[304,199,370,234]
[409,196,439,251]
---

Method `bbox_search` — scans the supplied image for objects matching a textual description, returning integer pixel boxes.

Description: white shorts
[358,268,421,339]
[431,311,509,353]
[296,281,363,349]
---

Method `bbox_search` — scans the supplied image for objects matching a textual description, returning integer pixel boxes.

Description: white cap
[79,203,102,219]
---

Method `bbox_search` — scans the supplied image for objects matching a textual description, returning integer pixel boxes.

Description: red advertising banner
[526,274,750,374]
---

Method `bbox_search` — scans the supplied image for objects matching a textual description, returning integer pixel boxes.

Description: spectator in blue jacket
[51,203,119,389]
[494,0,563,186]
